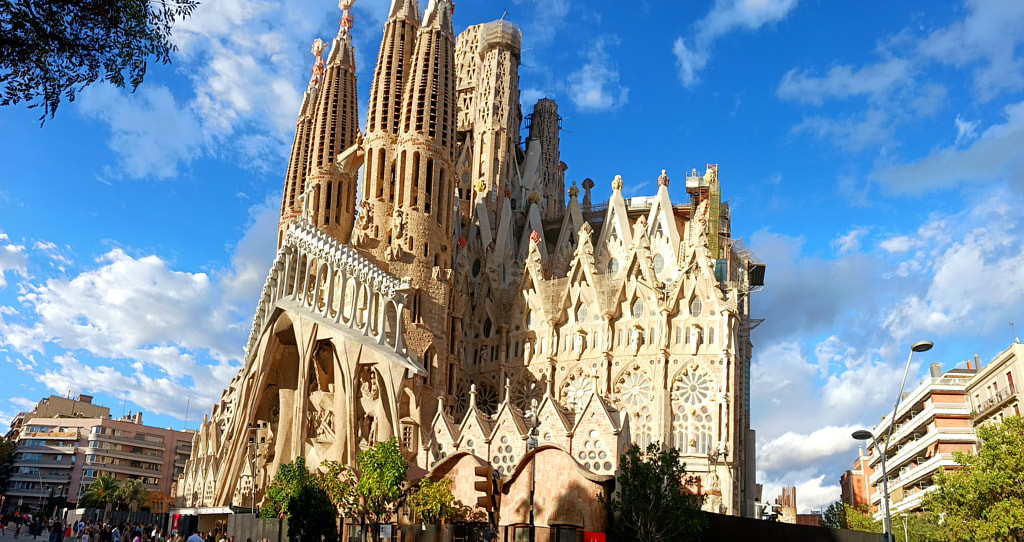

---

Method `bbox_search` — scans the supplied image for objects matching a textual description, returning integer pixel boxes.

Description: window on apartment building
[1008,371,1015,392]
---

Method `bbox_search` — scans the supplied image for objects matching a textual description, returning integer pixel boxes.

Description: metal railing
[971,384,1017,420]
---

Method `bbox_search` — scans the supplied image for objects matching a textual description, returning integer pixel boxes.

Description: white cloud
[0,235,28,289]
[0,199,278,420]
[872,99,1024,194]
[566,38,629,112]
[830,227,868,255]
[758,425,861,471]
[918,0,1024,101]
[883,196,1024,341]
[674,0,799,87]
[955,114,980,145]
[879,235,914,253]
[511,0,571,48]
[78,85,205,180]
[9,396,36,410]
[777,59,911,106]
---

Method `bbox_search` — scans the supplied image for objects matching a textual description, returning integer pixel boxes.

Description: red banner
[583,533,605,542]
[171,515,180,531]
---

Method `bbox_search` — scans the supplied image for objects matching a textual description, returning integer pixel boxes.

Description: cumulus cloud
[917,0,1024,101]
[566,37,629,112]
[777,59,912,106]
[674,0,799,87]
[0,199,278,420]
[8,396,36,411]
[758,425,862,472]
[955,114,980,145]
[0,233,28,289]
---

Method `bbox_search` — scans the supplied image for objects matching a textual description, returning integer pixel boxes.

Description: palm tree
[114,479,149,511]
[81,475,118,508]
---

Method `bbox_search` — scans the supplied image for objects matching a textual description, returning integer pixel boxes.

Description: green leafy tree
[355,438,409,525]
[820,501,847,529]
[844,504,881,533]
[0,437,17,491]
[0,0,198,122]
[925,415,1024,541]
[319,460,359,517]
[81,474,118,508]
[258,457,338,542]
[605,442,705,542]
[114,479,149,510]
[407,478,456,525]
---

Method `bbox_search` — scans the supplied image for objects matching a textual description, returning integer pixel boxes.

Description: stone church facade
[177,0,766,524]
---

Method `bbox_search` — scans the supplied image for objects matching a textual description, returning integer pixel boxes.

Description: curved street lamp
[853,340,933,542]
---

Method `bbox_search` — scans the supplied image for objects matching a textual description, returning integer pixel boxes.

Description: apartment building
[839,446,875,513]
[5,395,110,440]
[3,412,193,513]
[864,363,976,519]
[967,341,1023,426]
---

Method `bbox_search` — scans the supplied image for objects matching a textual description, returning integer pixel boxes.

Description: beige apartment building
[864,364,976,518]
[4,411,193,513]
[5,395,110,441]
[967,341,1023,426]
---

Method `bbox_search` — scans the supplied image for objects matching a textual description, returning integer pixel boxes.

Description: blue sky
[2,0,1024,512]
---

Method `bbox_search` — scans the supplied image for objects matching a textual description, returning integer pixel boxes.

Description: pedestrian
[16,522,22,539]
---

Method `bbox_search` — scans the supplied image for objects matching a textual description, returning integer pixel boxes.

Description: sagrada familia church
[177,0,766,531]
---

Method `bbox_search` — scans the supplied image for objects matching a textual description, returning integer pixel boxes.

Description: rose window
[615,369,651,409]
[673,370,711,406]
[561,375,591,413]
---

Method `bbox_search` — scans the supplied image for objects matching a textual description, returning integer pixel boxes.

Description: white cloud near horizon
[674,0,799,87]
[0,199,279,420]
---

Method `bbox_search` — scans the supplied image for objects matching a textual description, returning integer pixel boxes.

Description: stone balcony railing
[242,221,423,375]
[971,384,1017,421]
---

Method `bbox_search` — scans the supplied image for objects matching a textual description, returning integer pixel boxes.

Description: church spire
[302,0,362,243]
[277,41,326,248]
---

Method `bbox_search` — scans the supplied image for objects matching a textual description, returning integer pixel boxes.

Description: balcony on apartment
[90,446,166,465]
[21,430,80,440]
[868,427,974,486]
[85,458,163,479]
[8,472,71,484]
[971,384,1018,423]
[88,431,166,450]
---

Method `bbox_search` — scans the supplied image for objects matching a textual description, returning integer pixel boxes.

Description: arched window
[689,296,702,318]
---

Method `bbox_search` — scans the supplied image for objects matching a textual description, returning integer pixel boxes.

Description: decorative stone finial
[658,169,670,187]
[338,0,355,38]
[476,179,487,193]
[469,383,478,409]
[612,175,623,191]
[310,39,326,81]
[568,181,579,198]
[529,230,541,245]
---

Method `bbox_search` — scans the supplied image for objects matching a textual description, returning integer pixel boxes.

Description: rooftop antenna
[500,10,507,21]
[1011,322,1019,344]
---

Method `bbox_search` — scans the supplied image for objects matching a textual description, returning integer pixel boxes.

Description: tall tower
[454,20,522,222]
[357,0,420,264]
[303,0,361,243]
[528,98,565,220]
[277,44,324,248]
[387,0,457,356]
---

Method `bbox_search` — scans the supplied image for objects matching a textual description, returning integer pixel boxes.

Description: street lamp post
[853,340,933,542]
[525,412,540,542]
[247,425,259,515]
[899,512,909,542]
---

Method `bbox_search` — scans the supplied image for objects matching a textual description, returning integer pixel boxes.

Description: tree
[319,460,359,518]
[258,457,338,542]
[605,443,705,542]
[843,504,881,533]
[820,501,847,529]
[80,474,118,508]
[407,478,456,525]
[925,415,1024,542]
[0,0,198,122]
[113,479,149,511]
[0,437,17,491]
[355,438,409,525]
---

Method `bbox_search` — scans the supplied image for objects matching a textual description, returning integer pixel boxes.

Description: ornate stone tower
[304,0,360,243]
[277,1,361,246]
[357,0,420,265]
[454,20,522,222]
[387,0,458,391]
[528,98,565,220]
[277,45,323,248]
